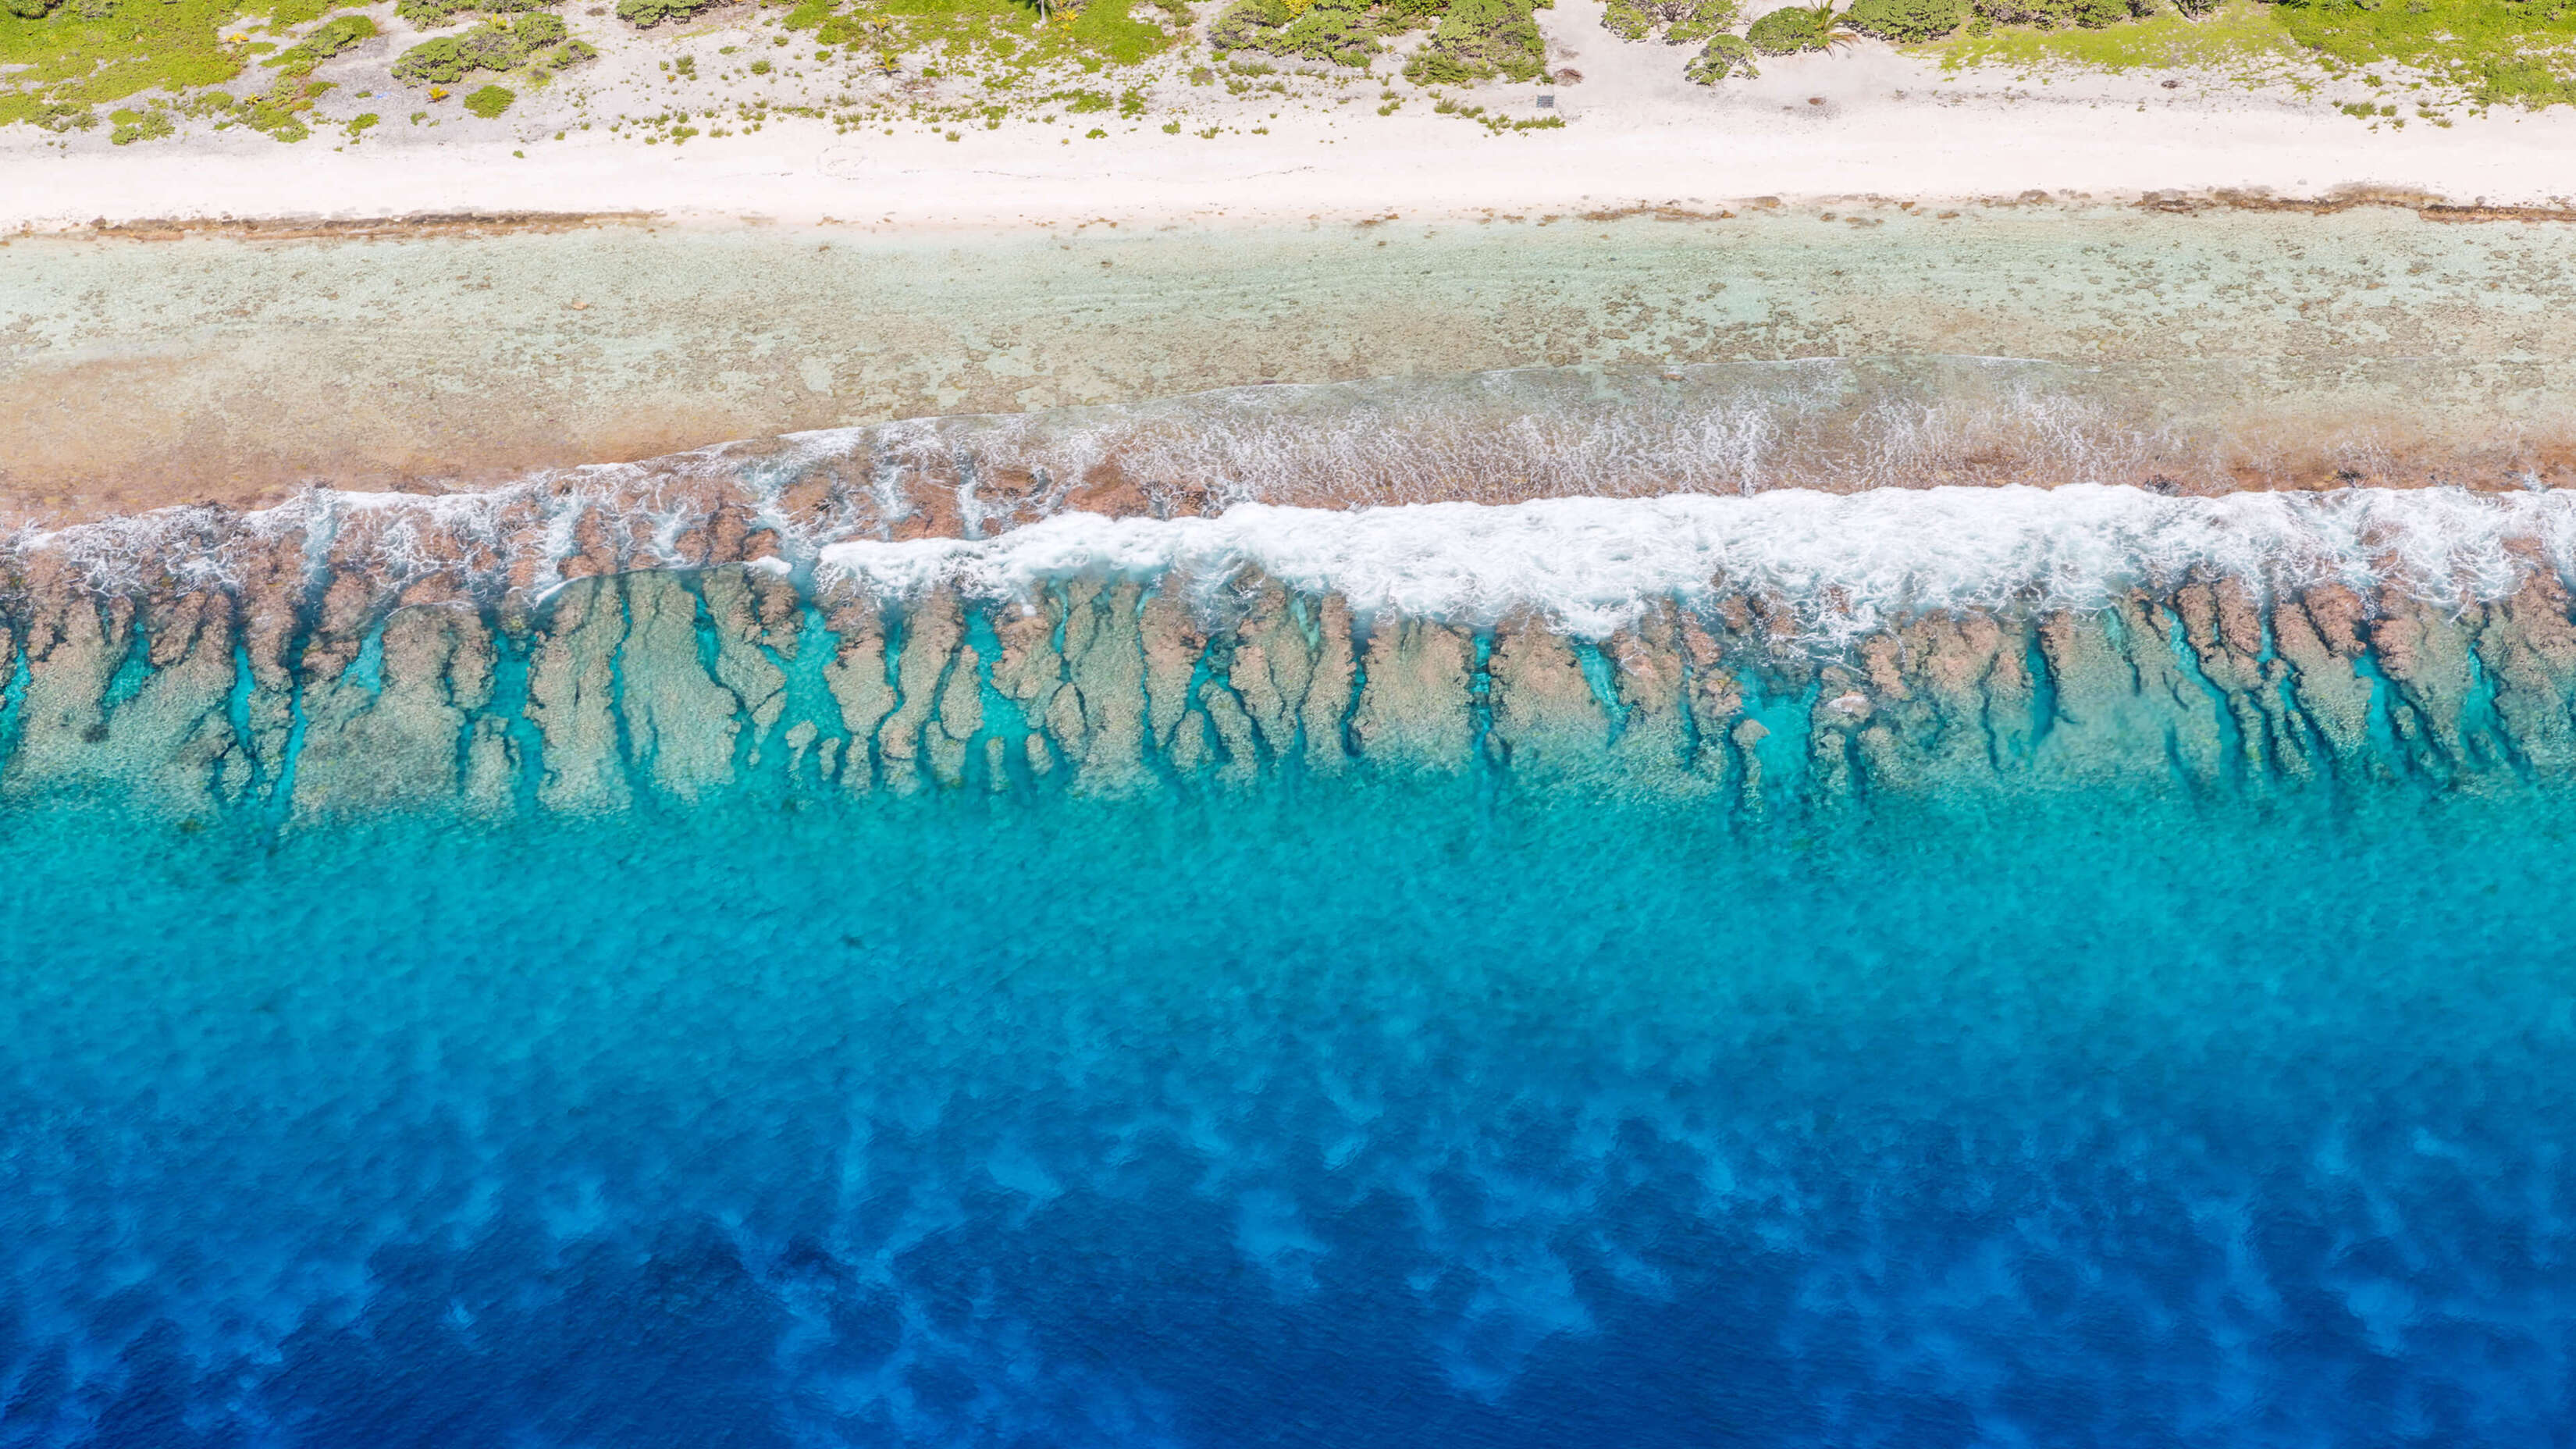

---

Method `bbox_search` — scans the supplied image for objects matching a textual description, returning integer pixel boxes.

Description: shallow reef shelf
[4,486,2573,820]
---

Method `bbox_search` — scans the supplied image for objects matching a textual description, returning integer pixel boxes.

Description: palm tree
[1746,0,1859,53]
[1795,1,1860,48]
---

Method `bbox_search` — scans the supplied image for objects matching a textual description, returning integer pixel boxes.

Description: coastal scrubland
[6,0,2576,149]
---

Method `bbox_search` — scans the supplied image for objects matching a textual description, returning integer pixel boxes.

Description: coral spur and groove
[6,475,2576,819]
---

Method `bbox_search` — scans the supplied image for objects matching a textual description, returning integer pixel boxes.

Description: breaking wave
[16,476,2575,648]
[815,486,2575,644]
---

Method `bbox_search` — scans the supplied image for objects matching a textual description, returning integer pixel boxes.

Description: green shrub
[1663,0,1738,41]
[393,36,470,83]
[1745,2,1832,50]
[1214,0,1422,67]
[270,14,378,76]
[396,0,556,26]
[1844,0,1955,39]
[1684,29,1759,75]
[1605,0,1737,39]
[1404,0,1547,81]
[1602,0,1656,38]
[393,36,456,83]
[1210,0,1292,46]
[462,82,515,116]
[4,0,60,16]
[299,14,379,55]
[1970,0,2128,24]
[617,0,720,26]
[2258,0,2576,107]
[32,102,98,131]
[393,13,565,84]
[1745,1,1864,49]
[1275,0,1379,65]
[109,108,176,144]
[2478,55,2576,107]
[237,74,330,141]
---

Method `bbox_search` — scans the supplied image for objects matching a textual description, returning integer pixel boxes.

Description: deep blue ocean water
[2,779,2572,1447]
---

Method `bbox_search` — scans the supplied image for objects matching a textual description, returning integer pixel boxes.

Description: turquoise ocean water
[2,769,2571,1445]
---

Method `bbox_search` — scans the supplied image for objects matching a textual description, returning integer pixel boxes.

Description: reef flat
[11,206,2576,517]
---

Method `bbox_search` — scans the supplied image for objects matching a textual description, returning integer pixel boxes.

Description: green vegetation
[1685,28,1758,75]
[396,0,554,25]
[1208,0,1441,67]
[616,0,714,27]
[1973,0,2135,27]
[109,103,175,141]
[2266,0,2576,105]
[269,10,371,69]
[1598,0,1766,84]
[1403,0,1549,82]
[1934,0,2297,73]
[0,0,247,131]
[1203,0,1461,70]
[5,0,2558,156]
[1663,0,1735,40]
[1845,0,1958,41]
[1745,2,1852,52]
[392,12,578,84]
[236,70,333,138]
[1603,0,1735,41]
[1929,0,2576,110]
[782,0,1176,71]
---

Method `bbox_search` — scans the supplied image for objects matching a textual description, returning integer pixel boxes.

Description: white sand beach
[7,0,2576,231]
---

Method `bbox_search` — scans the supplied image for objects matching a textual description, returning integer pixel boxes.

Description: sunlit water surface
[2,781,2571,1447]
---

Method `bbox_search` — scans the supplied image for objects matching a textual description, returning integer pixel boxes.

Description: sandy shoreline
[9,97,2576,232]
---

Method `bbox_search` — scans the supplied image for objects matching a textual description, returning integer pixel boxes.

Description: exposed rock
[524,575,635,814]
[294,604,495,814]
[1351,618,1475,774]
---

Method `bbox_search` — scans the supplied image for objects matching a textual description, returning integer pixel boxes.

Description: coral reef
[6,482,2573,820]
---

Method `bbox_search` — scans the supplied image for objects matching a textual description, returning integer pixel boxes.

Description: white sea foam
[816,486,2576,643]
